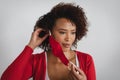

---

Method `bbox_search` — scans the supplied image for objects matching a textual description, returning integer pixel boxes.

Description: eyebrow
[58,29,76,31]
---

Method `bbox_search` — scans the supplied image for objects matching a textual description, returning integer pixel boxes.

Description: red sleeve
[86,54,96,80]
[1,46,33,80]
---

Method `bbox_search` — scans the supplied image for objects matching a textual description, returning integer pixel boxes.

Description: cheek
[52,32,63,43]
[71,34,76,39]
[55,36,63,43]
[72,36,76,42]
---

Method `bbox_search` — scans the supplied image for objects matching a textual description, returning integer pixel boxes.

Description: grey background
[0,0,120,80]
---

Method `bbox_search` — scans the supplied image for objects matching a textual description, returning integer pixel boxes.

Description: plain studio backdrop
[0,0,120,80]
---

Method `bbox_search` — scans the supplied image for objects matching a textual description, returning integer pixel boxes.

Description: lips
[62,43,71,48]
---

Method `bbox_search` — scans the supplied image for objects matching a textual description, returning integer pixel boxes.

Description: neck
[63,50,75,61]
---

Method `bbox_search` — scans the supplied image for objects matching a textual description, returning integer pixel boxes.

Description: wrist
[27,43,36,50]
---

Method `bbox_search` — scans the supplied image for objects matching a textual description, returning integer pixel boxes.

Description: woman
[1,2,96,80]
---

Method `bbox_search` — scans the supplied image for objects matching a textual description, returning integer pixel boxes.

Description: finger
[69,70,77,80]
[68,62,77,80]
[67,62,72,71]
[70,73,77,80]
[34,28,43,35]
[75,66,85,76]
[71,64,83,79]
[41,33,49,40]
[70,62,84,75]
[34,27,43,31]
[35,28,49,38]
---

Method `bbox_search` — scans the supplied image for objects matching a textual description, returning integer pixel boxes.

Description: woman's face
[52,18,76,52]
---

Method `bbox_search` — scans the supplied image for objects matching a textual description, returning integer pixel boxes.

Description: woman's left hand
[68,62,87,80]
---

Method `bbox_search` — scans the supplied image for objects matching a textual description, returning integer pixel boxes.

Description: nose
[65,33,70,41]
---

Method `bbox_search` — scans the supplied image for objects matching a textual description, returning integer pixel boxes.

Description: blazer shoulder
[76,51,92,58]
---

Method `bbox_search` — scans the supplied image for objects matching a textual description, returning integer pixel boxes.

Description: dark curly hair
[34,2,88,51]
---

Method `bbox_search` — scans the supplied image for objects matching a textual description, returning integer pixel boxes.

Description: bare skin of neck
[46,50,76,80]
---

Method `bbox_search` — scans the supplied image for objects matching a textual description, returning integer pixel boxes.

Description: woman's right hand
[68,62,87,80]
[27,28,49,50]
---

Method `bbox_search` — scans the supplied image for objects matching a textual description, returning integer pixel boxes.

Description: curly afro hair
[34,2,88,51]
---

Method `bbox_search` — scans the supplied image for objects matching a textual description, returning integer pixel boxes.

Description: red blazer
[1,46,96,80]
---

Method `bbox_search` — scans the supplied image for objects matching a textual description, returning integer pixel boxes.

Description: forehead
[54,18,76,30]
